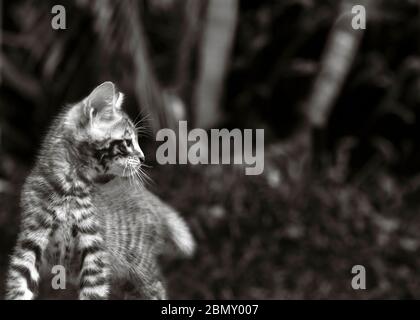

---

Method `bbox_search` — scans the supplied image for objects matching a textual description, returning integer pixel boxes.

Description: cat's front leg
[77,209,110,300]
[5,209,53,300]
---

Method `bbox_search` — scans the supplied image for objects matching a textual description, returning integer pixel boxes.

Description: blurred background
[2,0,420,299]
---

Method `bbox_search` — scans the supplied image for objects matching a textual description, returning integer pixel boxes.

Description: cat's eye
[125,139,132,147]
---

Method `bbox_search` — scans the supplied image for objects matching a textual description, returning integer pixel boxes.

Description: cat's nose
[139,154,145,163]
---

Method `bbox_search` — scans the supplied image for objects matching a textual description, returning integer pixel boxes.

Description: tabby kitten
[5,82,195,300]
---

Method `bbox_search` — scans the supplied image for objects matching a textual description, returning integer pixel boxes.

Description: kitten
[5,82,195,300]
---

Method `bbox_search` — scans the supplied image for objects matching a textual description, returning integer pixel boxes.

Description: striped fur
[94,177,196,299]
[5,82,195,300]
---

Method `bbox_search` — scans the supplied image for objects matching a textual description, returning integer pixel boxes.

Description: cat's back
[94,177,166,221]
[93,178,167,268]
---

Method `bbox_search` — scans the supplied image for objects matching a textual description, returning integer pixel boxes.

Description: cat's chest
[46,215,80,272]
[47,195,95,257]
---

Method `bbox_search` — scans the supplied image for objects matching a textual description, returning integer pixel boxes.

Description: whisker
[132,113,142,126]
[128,166,134,188]
[140,163,153,169]
[135,125,151,132]
[135,122,152,132]
[136,129,152,139]
[131,164,143,185]
[137,166,154,186]
[134,114,151,129]
[133,168,144,190]
[122,160,128,177]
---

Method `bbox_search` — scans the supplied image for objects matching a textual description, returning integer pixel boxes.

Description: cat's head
[69,81,146,180]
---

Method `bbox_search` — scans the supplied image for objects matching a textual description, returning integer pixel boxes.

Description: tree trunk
[193,0,239,128]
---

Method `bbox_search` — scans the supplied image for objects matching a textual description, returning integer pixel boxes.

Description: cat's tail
[163,210,196,258]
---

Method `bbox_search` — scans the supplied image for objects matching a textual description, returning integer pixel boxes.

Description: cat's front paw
[165,211,197,257]
[175,226,196,257]
[79,283,110,300]
[6,288,34,300]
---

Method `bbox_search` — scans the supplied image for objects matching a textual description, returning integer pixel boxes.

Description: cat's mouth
[120,157,142,177]
[119,156,151,185]
[126,156,141,167]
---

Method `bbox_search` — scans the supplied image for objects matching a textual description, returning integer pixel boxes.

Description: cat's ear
[114,92,124,110]
[85,81,116,117]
